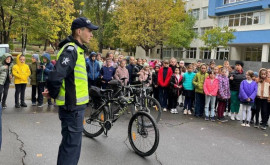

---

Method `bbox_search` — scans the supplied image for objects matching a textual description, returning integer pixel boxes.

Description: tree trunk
[44,39,48,51]
[160,44,163,60]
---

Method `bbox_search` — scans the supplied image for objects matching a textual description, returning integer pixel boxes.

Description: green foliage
[200,26,236,50]
[114,0,193,53]
[165,16,196,48]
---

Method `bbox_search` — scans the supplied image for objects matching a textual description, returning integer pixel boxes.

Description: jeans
[31,85,37,103]
[204,95,216,117]
[15,84,26,104]
[195,93,205,116]
[57,105,86,165]
[259,99,269,126]
[159,87,168,109]
[0,80,10,104]
[184,96,192,111]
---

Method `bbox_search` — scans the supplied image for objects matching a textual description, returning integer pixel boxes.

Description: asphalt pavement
[0,87,270,165]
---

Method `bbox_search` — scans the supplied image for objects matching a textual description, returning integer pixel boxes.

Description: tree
[82,0,116,52]
[114,0,192,56]
[200,26,236,58]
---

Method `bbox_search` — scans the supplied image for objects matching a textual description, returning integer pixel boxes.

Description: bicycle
[110,78,162,125]
[83,86,159,157]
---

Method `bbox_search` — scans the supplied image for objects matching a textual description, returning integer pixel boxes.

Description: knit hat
[254,72,258,77]
[235,61,244,67]
[32,54,39,62]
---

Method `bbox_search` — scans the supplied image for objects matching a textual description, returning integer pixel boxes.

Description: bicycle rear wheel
[128,111,159,157]
[83,105,107,138]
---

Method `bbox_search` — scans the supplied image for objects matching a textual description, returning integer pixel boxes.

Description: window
[216,48,229,60]
[186,48,197,59]
[200,49,211,59]
[202,7,208,19]
[219,12,265,27]
[190,9,200,20]
[157,49,160,54]
[163,48,171,58]
[224,0,246,4]
[173,48,183,59]
[200,27,212,36]
[245,47,262,61]
[193,28,199,35]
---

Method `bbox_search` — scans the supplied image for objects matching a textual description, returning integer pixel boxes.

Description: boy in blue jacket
[100,58,115,89]
[37,53,54,107]
[86,52,100,87]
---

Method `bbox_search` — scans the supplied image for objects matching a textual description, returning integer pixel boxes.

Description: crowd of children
[0,51,269,130]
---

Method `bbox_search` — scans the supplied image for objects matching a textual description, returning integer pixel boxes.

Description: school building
[135,0,270,69]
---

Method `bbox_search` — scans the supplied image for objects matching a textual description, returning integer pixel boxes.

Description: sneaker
[48,102,53,106]
[183,109,188,115]
[261,125,267,130]
[32,102,36,106]
[246,123,250,127]
[241,123,246,127]
[210,117,215,122]
[37,103,43,108]
[20,102,27,107]
[188,110,192,115]
[2,103,7,109]
[223,112,227,117]
[254,123,259,128]
[15,104,20,108]
[205,117,209,121]
[250,120,254,124]
[170,109,175,114]
[221,118,228,122]
[230,113,235,121]
[235,115,240,121]
[174,109,178,114]
[163,108,167,112]
[228,112,231,117]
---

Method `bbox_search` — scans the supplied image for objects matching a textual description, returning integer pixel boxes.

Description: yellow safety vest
[55,42,89,106]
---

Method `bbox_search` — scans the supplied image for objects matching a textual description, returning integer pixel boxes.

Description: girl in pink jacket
[204,70,219,121]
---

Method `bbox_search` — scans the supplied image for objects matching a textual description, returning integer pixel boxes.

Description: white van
[0,44,9,58]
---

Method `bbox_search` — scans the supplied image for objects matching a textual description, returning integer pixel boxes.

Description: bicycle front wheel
[128,111,159,157]
[83,105,107,138]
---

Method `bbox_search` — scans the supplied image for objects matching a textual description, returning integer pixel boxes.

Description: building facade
[209,0,270,63]
[136,0,270,68]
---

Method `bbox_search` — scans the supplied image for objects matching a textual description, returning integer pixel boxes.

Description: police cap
[71,17,99,30]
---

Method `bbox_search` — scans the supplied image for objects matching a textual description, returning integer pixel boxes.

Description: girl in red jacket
[204,71,219,121]
[158,60,173,112]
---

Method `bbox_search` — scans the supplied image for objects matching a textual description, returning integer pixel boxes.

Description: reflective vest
[55,42,89,106]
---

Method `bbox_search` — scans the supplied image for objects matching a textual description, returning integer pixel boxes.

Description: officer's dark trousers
[0,104,2,150]
[57,106,85,165]
[15,84,26,104]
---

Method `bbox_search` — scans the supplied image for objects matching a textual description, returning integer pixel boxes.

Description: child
[229,61,246,121]
[12,54,31,108]
[100,58,116,89]
[182,64,195,115]
[193,64,208,117]
[250,72,258,124]
[239,70,257,127]
[217,68,230,122]
[203,71,219,121]
[0,53,14,108]
[86,52,100,87]
[37,53,54,107]
[170,67,183,114]
[152,65,160,101]
[114,60,129,86]
[255,68,270,130]
[139,65,152,87]
[29,54,39,106]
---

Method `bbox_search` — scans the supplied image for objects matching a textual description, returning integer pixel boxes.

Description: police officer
[43,17,98,165]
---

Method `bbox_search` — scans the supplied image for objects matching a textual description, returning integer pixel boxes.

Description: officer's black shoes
[15,104,21,108]
[20,102,27,107]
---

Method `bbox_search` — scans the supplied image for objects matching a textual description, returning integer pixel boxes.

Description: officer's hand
[42,89,51,99]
